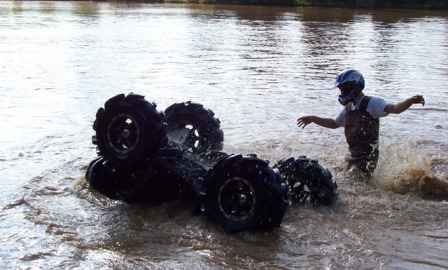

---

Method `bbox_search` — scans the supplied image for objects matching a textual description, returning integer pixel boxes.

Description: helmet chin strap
[353,92,364,105]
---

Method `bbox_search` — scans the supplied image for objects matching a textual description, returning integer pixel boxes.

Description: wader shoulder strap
[359,96,372,113]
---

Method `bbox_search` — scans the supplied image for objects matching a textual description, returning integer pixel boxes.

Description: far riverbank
[162,0,447,10]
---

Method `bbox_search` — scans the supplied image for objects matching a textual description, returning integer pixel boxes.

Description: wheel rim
[168,123,200,151]
[289,180,312,203]
[107,113,140,154]
[217,177,256,222]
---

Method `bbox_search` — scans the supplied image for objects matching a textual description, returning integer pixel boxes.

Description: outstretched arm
[297,116,339,129]
[384,95,425,114]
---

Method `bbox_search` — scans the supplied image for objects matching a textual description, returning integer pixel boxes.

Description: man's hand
[297,116,339,129]
[412,95,425,106]
[297,116,313,129]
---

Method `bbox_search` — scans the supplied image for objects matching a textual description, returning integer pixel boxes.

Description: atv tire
[86,156,170,203]
[93,93,167,168]
[203,154,288,233]
[86,157,124,200]
[274,156,337,205]
[164,101,223,155]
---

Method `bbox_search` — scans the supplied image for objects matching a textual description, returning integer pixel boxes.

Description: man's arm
[384,95,425,114]
[297,116,340,129]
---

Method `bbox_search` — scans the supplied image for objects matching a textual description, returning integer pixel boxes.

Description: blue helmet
[332,69,365,106]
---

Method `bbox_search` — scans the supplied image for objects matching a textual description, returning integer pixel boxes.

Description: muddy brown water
[0,2,447,269]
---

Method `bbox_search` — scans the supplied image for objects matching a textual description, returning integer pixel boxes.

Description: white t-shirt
[335,95,389,127]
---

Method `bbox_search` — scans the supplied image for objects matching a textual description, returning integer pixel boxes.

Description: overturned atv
[86,93,337,233]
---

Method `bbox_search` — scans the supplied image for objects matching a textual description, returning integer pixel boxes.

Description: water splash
[373,140,448,196]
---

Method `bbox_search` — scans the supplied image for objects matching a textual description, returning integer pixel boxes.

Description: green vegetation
[375,0,448,10]
[163,0,448,10]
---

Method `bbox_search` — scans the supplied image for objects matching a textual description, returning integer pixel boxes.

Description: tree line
[162,0,448,10]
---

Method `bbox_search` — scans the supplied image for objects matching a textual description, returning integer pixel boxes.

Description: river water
[1,1,447,269]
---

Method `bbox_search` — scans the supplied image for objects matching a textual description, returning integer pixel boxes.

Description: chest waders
[344,96,379,176]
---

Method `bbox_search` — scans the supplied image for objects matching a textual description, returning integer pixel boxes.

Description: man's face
[338,82,354,96]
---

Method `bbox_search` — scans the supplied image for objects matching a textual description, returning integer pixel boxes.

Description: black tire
[86,156,168,203]
[86,157,123,200]
[93,93,167,168]
[203,154,288,233]
[274,156,338,205]
[85,156,102,180]
[164,101,223,155]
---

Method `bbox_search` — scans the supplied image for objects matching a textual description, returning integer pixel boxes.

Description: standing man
[297,69,425,179]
